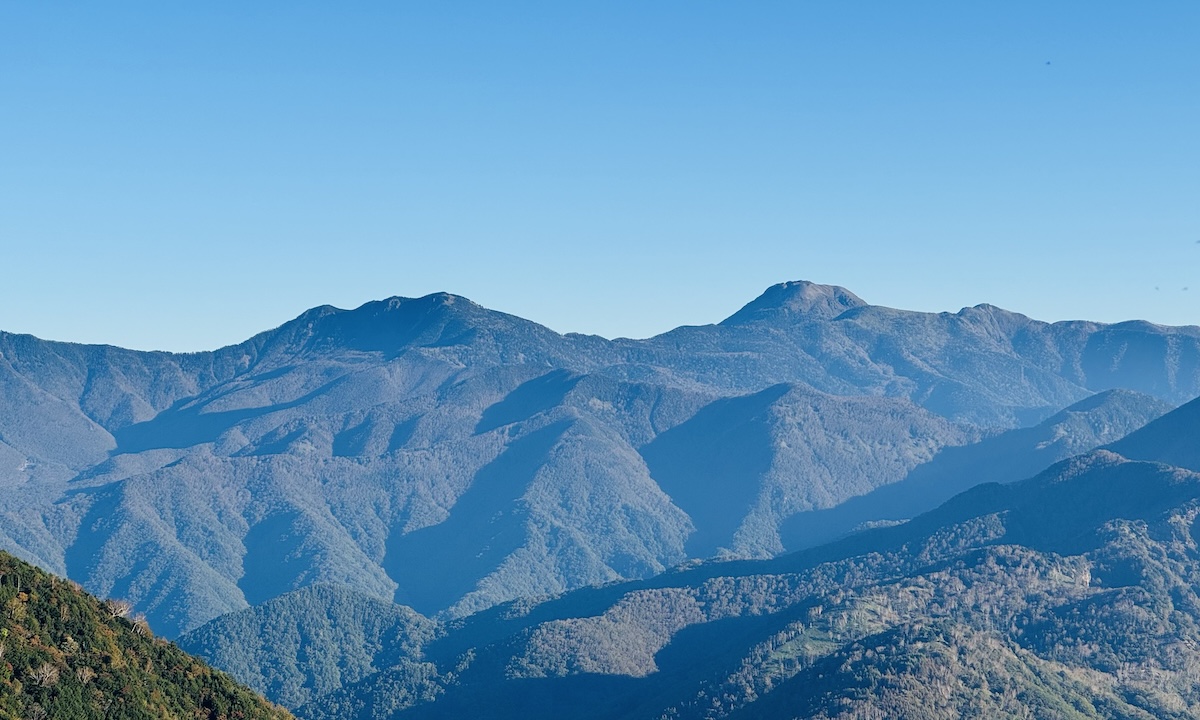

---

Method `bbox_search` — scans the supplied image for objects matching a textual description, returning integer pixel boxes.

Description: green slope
[0,550,291,720]
[178,585,437,709]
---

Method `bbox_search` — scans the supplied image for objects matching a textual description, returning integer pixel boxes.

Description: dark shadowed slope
[1107,392,1200,472]
[780,388,1173,551]
[642,383,969,558]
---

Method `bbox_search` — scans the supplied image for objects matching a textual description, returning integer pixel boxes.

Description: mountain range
[2,281,1198,632]
[3,279,1200,715]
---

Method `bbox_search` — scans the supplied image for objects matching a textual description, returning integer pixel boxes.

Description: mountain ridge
[720,281,868,325]
[9,280,1200,357]
[2,280,1199,641]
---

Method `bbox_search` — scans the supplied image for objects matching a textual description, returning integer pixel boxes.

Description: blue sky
[1,2,1197,351]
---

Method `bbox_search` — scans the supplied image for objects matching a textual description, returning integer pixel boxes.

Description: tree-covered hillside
[176,388,1172,714]
[0,550,291,720]
[287,396,1200,719]
[178,585,437,710]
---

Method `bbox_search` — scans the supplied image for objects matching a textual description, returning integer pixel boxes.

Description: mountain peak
[381,292,477,312]
[246,292,493,359]
[242,290,577,367]
[722,281,867,325]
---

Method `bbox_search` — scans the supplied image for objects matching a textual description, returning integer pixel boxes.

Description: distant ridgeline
[0,550,290,719]
[1,280,1199,715]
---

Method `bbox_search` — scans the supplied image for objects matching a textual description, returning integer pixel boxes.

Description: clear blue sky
[2,2,1197,351]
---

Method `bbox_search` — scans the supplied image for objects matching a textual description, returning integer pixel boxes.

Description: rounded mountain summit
[721,281,868,325]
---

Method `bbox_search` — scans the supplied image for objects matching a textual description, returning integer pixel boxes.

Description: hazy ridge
[2,281,1197,638]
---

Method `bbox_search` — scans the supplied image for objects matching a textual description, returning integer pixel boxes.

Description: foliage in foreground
[0,550,291,720]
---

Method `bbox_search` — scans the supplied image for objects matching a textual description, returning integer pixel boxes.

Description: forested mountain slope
[1,281,1197,637]
[780,388,1172,550]
[177,584,437,710]
[293,395,1200,719]
[0,550,291,720]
